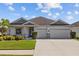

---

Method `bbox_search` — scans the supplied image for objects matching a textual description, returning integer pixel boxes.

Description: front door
[28,27,34,37]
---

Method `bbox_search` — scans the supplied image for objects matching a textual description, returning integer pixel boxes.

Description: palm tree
[0,18,10,36]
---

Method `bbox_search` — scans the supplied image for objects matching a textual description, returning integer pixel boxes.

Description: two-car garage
[35,26,70,39]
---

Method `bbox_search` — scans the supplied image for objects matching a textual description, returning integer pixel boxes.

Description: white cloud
[25,15,29,18]
[74,11,79,15]
[31,16,36,18]
[67,11,72,15]
[48,13,52,16]
[52,15,57,19]
[36,3,63,12]
[55,13,60,16]
[75,3,79,7]
[45,3,63,10]
[8,6,15,11]
[37,3,43,9]
[52,12,60,19]
[21,6,26,11]
[59,5,63,10]
[41,9,49,13]
[37,3,62,18]
[66,16,74,20]
[13,13,20,16]
[4,3,13,6]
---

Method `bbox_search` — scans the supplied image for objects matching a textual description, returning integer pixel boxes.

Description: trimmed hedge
[0,35,24,41]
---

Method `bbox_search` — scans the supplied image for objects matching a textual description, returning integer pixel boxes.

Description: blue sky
[0,3,79,24]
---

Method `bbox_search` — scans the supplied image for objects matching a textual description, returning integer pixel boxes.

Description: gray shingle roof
[10,17,69,26]
[10,17,27,25]
[50,20,69,25]
[71,21,79,27]
[30,16,54,25]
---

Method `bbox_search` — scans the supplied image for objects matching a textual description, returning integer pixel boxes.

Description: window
[16,28,22,35]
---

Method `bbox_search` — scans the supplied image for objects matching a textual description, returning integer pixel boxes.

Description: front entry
[28,27,34,37]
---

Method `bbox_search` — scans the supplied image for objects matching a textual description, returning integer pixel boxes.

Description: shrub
[5,36,11,40]
[11,36,15,40]
[0,35,25,41]
[15,36,24,41]
[32,32,37,39]
[0,37,3,41]
[3,36,15,40]
[3,36,7,40]
[76,37,79,40]
[70,32,76,39]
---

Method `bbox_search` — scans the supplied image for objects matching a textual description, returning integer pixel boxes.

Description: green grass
[0,40,36,50]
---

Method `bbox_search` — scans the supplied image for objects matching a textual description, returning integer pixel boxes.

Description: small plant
[76,37,79,40]
[70,32,76,39]
[32,32,37,39]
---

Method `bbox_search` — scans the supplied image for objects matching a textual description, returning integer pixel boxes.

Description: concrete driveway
[34,39,79,56]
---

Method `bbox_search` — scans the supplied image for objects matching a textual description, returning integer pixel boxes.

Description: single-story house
[71,21,79,37]
[8,16,71,39]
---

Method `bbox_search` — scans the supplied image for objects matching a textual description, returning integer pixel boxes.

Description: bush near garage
[32,32,37,39]
[70,32,76,39]
[76,37,79,40]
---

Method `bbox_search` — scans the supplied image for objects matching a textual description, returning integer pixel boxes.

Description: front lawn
[0,40,36,50]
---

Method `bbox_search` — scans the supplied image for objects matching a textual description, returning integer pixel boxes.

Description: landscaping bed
[0,40,36,50]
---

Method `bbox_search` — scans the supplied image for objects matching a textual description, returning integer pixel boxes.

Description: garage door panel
[36,29,47,39]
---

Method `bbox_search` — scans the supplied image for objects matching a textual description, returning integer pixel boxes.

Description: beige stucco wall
[9,27,16,35]
[22,27,29,37]
[9,26,29,38]
[71,27,79,37]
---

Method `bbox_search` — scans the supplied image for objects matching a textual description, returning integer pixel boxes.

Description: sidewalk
[0,50,33,55]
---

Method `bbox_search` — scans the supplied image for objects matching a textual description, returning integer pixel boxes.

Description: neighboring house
[71,21,79,37]
[9,16,71,39]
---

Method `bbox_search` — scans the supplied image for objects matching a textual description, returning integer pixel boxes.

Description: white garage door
[36,29,47,39]
[50,29,70,39]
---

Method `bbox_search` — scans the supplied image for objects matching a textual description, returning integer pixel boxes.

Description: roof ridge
[30,16,54,21]
[11,17,27,23]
